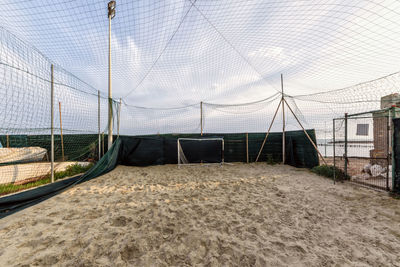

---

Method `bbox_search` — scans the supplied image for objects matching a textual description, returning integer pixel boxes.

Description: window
[356,124,369,136]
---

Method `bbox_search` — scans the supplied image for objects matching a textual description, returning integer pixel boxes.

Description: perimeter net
[1,1,400,195]
[0,28,119,195]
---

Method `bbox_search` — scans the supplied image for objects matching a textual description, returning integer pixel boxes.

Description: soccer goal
[177,138,224,166]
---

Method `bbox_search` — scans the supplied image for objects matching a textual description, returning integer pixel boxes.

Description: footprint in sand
[120,243,142,263]
[32,218,54,226]
[162,227,174,239]
[111,216,132,227]
[47,211,59,217]
[239,254,257,266]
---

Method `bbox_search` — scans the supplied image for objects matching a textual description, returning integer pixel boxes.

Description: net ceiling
[1,0,400,136]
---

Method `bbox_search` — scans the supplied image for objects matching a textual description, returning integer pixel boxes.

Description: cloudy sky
[1,0,400,134]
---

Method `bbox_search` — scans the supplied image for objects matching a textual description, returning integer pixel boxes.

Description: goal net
[177,138,224,166]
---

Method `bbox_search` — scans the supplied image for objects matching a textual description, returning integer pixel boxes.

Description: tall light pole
[107,1,116,150]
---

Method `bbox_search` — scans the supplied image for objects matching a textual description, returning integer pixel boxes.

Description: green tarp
[0,138,121,218]
[0,129,320,168]
[119,130,319,168]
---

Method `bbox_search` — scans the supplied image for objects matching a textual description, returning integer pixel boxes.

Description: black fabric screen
[179,139,223,163]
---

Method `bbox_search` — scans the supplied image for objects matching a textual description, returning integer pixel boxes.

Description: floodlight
[108,1,116,19]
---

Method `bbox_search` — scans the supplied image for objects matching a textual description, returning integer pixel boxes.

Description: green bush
[53,163,93,180]
[311,165,349,181]
[266,154,277,165]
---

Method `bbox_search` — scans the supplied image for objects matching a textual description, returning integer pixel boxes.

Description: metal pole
[6,135,9,148]
[98,90,101,160]
[222,139,225,165]
[344,112,348,178]
[177,139,180,167]
[200,101,203,136]
[255,100,282,162]
[58,101,64,161]
[246,132,249,163]
[387,108,391,191]
[333,119,336,184]
[107,13,113,149]
[283,98,327,165]
[50,64,54,183]
[102,132,105,157]
[117,98,121,137]
[324,121,327,158]
[391,107,396,192]
[281,74,285,164]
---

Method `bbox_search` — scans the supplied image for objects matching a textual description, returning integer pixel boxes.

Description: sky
[1,0,400,135]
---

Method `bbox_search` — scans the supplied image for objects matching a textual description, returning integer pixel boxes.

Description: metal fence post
[387,108,391,191]
[391,107,396,191]
[344,113,348,178]
[102,132,105,157]
[246,132,249,163]
[281,74,285,164]
[58,101,65,161]
[333,119,336,184]
[117,98,121,137]
[200,101,203,136]
[98,90,101,160]
[222,139,225,165]
[324,121,327,157]
[177,139,180,168]
[50,64,54,183]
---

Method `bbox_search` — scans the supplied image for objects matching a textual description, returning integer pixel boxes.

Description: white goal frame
[177,138,224,167]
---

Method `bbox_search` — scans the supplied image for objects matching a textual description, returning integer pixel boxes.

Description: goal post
[177,138,224,166]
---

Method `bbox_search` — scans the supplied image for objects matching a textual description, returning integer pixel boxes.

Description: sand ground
[0,163,399,266]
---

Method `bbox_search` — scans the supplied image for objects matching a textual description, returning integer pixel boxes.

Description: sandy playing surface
[0,163,399,266]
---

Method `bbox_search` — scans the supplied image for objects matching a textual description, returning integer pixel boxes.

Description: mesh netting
[1,1,400,194]
[0,27,119,194]
[1,1,400,104]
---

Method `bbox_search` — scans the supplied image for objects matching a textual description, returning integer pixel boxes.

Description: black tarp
[178,138,223,163]
[118,136,223,164]
[116,130,319,168]
[118,136,164,166]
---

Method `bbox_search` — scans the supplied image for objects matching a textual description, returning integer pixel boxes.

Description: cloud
[1,0,400,135]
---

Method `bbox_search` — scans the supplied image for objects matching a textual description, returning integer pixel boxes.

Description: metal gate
[392,118,400,193]
[333,108,398,191]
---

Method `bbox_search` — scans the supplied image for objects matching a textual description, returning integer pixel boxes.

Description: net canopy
[1,0,400,136]
[3,0,400,211]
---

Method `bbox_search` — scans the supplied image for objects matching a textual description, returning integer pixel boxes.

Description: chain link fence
[333,108,400,191]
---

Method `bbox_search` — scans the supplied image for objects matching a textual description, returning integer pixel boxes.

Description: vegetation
[266,154,278,165]
[52,163,93,180]
[0,163,93,196]
[311,165,349,181]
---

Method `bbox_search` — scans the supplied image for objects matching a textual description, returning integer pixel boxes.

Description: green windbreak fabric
[80,138,121,182]
[0,138,121,218]
[1,130,319,168]
[117,130,319,168]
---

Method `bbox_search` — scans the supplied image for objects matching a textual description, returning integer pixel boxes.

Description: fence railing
[332,107,400,191]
